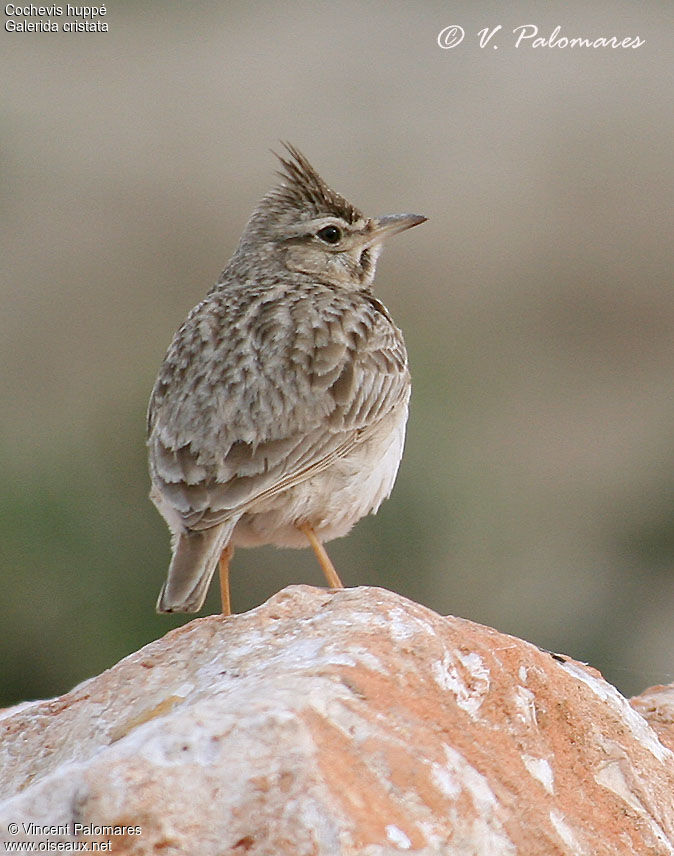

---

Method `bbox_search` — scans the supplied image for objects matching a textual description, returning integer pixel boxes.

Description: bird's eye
[316,225,342,244]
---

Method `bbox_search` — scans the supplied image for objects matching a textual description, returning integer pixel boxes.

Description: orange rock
[1,586,672,854]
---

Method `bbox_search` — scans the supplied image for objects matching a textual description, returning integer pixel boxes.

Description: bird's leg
[218,544,235,616]
[298,522,344,589]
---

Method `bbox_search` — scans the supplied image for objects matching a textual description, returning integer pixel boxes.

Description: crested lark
[148,145,426,614]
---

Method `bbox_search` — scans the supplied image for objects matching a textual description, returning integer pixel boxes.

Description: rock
[1,585,673,855]
[630,684,674,756]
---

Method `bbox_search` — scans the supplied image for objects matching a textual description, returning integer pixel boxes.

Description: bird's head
[228,144,426,291]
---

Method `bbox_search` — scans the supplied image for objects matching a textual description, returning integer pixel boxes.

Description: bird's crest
[271,143,362,224]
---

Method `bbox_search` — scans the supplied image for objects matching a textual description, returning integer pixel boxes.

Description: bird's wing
[147,285,410,531]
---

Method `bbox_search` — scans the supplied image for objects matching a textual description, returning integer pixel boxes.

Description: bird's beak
[366,213,427,246]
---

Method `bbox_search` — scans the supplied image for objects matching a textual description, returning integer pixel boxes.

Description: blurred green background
[2,1,672,706]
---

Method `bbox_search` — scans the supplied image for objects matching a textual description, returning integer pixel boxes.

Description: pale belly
[230,403,408,548]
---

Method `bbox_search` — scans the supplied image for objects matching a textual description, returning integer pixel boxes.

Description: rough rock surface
[1,585,673,855]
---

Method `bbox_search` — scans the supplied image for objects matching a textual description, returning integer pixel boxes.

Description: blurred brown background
[2,1,672,706]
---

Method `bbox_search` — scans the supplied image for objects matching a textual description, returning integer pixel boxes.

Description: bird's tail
[156,524,232,614]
